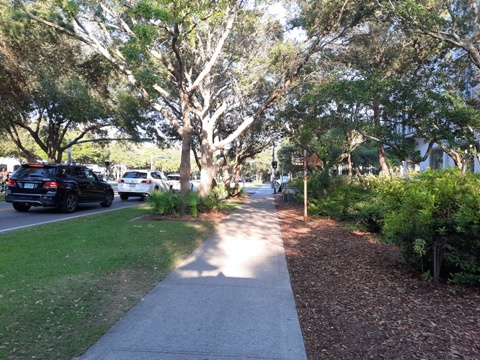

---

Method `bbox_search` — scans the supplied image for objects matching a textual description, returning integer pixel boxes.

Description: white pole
[304,149,308,222]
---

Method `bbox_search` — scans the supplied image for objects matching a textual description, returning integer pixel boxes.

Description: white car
[167,173,194,191]
[117,170,169,200]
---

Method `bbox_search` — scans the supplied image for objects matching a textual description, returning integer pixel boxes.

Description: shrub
[292,172,346,200]
[381,168,480,285]
[237,187,248,198]
[182,190,201,217]
[211,184,229,200]
[147,190,181,215]
[306,180,375,224]
[202,185,228,212]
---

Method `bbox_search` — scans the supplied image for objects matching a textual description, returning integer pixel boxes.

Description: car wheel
[101,190,114,207]
[13,203,31,212]
[60,192,78,213]
[120,194,129,201]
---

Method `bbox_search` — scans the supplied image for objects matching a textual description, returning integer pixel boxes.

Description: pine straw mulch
[274,197,480,360]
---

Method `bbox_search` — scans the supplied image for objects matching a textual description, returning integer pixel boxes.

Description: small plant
[211,184,229,200]
[413,238,427,273]
[203,186,227,211]
[182,190,201,217]
[237,187,248,198]
[342,224,357,232]
[421,270,433,283]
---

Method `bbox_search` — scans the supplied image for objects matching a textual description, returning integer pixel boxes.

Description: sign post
[293,151,322,222]
[304,149,308,222]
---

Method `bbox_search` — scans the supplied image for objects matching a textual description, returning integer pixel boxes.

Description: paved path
[77,185,307,359]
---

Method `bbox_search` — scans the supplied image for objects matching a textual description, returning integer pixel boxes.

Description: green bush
[305,172,334,198]
[306,180,376,224]
[147,186,232,216]
[297,169,480,285]
[237,187,248,198]
[292,172,346,200]
[211,184,229,200]
[202,185,228,211]
[182,190,201,217]
[380,168,480,285]
[147,190,181,215]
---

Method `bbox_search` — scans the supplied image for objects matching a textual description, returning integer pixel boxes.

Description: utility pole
[271,142,277,194]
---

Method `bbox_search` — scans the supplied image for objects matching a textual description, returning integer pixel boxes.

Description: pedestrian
[1,167,8,192]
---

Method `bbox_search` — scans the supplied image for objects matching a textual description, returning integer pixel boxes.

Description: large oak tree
[0,5,117,162]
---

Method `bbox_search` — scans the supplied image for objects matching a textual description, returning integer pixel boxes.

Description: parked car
[5,163,114,213]
[166,173,194,191]
[117,169,169,200]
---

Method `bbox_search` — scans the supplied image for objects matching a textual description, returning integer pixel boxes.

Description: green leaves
[182,190,201,217]
[413,238,427,257]
[130,0,228,25]
[132,23,159,44]
[132,0,173,22]
[381,169,480,284]
[147,190,182,214]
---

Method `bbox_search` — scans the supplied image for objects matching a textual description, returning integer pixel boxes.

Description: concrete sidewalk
[77,185,307,360]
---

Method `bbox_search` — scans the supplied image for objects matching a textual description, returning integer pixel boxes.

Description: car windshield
[122,172,148,179]
[167,175,180,180]
[14,166,56,179]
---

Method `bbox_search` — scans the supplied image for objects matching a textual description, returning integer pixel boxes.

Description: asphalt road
[0,195,144,234]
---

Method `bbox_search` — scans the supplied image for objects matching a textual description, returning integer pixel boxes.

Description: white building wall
[409,138,480,174]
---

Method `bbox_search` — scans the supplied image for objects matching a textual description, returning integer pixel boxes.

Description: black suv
[5,163,115,213]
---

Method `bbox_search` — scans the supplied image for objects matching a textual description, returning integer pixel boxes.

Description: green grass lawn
[0,204,220,359]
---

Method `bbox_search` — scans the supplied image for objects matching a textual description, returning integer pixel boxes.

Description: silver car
[118,170,169,200]
[167,173,194,191]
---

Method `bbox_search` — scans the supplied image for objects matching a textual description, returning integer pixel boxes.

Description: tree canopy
[2,0,480,188]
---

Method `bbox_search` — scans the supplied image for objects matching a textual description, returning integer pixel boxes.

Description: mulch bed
[274,197,480,360]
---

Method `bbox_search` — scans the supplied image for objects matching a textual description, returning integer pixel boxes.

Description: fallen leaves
[275,198,480,360]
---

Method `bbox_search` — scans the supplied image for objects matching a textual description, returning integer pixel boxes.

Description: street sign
[306,153,322,167]
[291,152,322,167]
[292,153,303,166]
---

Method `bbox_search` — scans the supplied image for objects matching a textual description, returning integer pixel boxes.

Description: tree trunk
[437,143,464,172]
[378,143,389,176]
[354,165,365,187]
[372,101,389,176]
[347,152,353,179]
[229,160,242,197]
[179,94,192,213]
[180,131,192,193]
[198,143,215,199]
[433,242,442,284]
